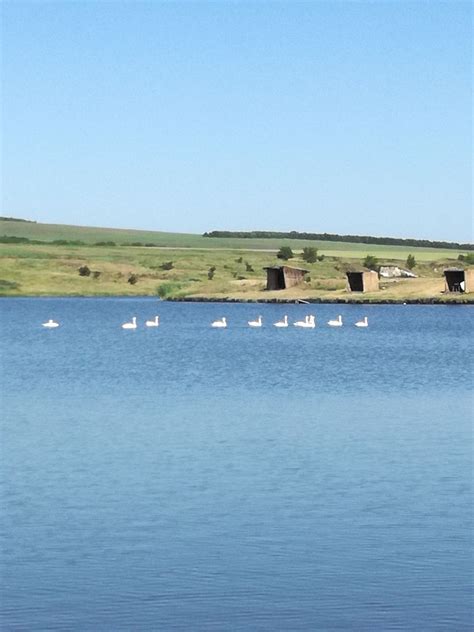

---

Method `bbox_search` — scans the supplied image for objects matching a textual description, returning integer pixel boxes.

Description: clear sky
[1,1,472,241]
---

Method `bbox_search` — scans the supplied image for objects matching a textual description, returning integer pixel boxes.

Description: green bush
[156,282,183,298]
[277,246,294,261]
[160,261,174,270]
[128,274,138,285]
[406,254,416,269]
[0,279,20,291]
[363,255,379,271]
[302,246,318,263]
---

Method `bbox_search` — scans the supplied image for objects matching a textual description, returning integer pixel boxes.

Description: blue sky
[1,1,472,241]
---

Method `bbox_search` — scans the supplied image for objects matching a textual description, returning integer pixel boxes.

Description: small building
[346,270,379,293]
[444,268,474,293]
[264,266,308,290]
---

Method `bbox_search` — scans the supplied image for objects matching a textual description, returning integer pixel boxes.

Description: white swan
[294,315,315,328]
[328,315,343,327]
[122,316,137,330]
[248,316,262,327]
[145,316,159,327]
[274,315,288,328]
[42,319,59,328]
[211,317,227,328]
[355,316,368,328]
[294,315,309,327]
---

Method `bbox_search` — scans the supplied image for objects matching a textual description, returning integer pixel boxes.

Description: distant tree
[245,261,254,272]
[52,239,85,246]
[92,270,101,279]
[235,256,243,264]
[202,230,474,251]
[0,216,35,223]
[301,246,318,263]
[78,265,91,277]
[208,266,216,280]
[128,274,138,285]
[406,254,416,270]
[0,236,30,244]
[277,246,294,261]
[363,255,379,271]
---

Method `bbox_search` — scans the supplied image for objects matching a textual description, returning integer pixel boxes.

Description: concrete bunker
[346,270,379,293]
[264,266,308,290]
[444,268,474,293]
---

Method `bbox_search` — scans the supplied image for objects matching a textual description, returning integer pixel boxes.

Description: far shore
[2,219,473,303]
[1,293,473,305]
[167,296,474,305]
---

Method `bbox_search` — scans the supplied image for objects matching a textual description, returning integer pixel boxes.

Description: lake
[1,298,472,630]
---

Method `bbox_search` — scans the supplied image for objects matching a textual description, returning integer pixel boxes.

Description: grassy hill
[0,220,471,301]
[0,219,469,260]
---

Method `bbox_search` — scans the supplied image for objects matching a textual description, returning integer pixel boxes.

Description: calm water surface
[1,299,472,630]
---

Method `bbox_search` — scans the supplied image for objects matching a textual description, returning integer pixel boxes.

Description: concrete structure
[346,270,379,293]
[379,266,417,279]
[264,266,308,290]
[444,268,474,293]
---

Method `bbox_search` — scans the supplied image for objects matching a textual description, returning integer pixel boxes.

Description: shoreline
[167,296,474,305]
[1,294,473,305]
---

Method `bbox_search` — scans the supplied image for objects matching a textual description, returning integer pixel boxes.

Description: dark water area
[1,298,472,630]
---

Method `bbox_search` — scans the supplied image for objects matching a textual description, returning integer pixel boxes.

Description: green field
[0,219,468,261]
[0,220,471,301]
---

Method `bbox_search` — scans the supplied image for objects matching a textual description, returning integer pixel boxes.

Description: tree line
[203,230,473,251]
[0,216,36,223]
[0,235,159,247]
